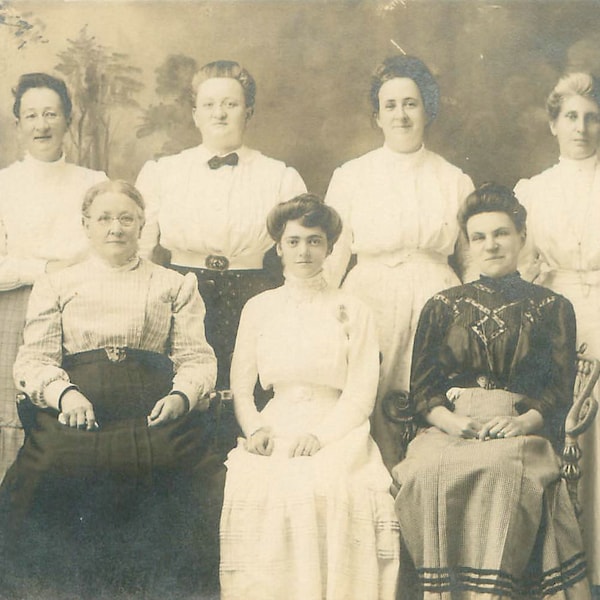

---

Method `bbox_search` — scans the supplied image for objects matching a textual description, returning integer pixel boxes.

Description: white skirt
[219,384,400,600]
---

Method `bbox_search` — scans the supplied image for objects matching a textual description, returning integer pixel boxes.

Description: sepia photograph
[0,1,599,598]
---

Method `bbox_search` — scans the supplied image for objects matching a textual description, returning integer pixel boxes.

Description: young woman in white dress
[220,194,399,600]
[514,71,600,597]
[324,55,474,470]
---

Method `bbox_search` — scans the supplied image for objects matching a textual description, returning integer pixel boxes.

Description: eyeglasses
[20,110,63,123]
[86,214,138,228]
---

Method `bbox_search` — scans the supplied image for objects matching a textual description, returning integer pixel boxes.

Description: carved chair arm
[381,390,417,464]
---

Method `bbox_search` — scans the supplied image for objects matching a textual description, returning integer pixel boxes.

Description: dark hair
[370,55,439,122]
[458,183,527,237]
[267,193,343,249]
[191,60,256,110]
[82,180,146,223]
[546,72,600,121]
[12,73,73,121]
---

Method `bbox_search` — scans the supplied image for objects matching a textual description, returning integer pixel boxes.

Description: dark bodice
[410,273,577,433]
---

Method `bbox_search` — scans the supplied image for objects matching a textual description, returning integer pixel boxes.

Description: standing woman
[514,71,600,596]
[136,60,306,403]
[324,56,474,469]
[0,73,106,480]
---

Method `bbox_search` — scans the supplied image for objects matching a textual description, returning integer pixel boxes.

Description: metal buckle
[205,254,229,271]
[105,346,127,363]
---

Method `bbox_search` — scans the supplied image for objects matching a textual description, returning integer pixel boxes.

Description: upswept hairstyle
[370,55,440,122]
[12,72,73,121]
[191,60,257,110]
[458,182,527,238]
[546,72,600,121]
[267,193,343,249]
[82,180,146,224]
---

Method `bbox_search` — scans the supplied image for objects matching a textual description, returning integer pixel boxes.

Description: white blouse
[135,145,306,268]
[230,273,380,446]
[0,154,107,290]
[324,145,474,286]
[14,256,217,411]
[515,154,600,279]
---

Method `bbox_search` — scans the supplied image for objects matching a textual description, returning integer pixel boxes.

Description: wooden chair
[382,346,600,522]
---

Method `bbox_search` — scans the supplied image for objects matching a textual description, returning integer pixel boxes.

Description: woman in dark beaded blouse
[392,183,590,599]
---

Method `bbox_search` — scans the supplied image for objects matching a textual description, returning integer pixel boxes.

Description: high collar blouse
[230,271,380,446]
[0,154,107,290]
[135,144,306,266]
[515,154,600,277]
[14,256,217,411]
[410,274,576,437]
[324,145,474,287]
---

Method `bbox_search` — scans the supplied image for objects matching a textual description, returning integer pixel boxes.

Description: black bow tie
[207,152,239,169]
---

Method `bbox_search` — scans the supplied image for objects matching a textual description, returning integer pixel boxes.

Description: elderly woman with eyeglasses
[0,180,217,598]
[0,73,106,481]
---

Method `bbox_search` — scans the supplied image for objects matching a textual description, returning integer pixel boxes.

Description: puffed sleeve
[230,297,265,437]
[409,295,456,418]
[169,272,217,410]
[514,178,543,282]
[323,166,353,288]
[13,274,71,410]
[135,159,162,260]
[514,295,576,426]
[309,299,379,445]
[279,166,307,202]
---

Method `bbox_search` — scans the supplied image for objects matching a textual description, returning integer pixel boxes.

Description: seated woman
[220,194,399,600]
[392,183,590,599]
[0,180,217,598]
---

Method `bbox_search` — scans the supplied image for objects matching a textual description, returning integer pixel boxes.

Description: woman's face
[550,94,600,160]
[17,87,69,162]
[193,77,250,154]
[84,191,144,267]
[466,211,525,279]
[376,77,426,153]
[277,219,329,279]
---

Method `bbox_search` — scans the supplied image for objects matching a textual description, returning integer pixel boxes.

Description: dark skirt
[0,350,224,599]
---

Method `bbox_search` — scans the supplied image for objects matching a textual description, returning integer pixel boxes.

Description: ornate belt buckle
[105,346,127,363]
[205,254,229,271]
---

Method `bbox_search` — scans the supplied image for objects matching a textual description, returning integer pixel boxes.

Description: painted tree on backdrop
[0,1,47,49]
[55,25,144,174]
[137,54,201,158]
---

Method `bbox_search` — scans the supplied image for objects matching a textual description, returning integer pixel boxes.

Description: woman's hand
[289,433,321,458]
[478,409,544,440]
[147,394,187,427]
[58,389,97,431]
[245,427,274,456]
[427,406,480,439]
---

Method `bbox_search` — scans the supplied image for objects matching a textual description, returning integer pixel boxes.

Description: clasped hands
[245,427,321,458]
[427,404,544,441]
[57,388,188,430]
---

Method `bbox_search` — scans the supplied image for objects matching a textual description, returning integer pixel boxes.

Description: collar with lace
[478,271,529,299]
[283,269,328,299]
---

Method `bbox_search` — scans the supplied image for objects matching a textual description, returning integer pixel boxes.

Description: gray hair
[546,72,600,121]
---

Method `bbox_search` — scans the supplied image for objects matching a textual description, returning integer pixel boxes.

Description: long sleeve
[230,299,264,437]
[0,215,47,289]
[169,272,217,409]
[409,295,455,418]
[309,300,379,445]
[323,167,353,288]
[514,296,577,422]
[13,275,70,410]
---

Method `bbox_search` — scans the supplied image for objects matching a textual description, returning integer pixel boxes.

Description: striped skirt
[392,389,590,599]
[0,286,31,482]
